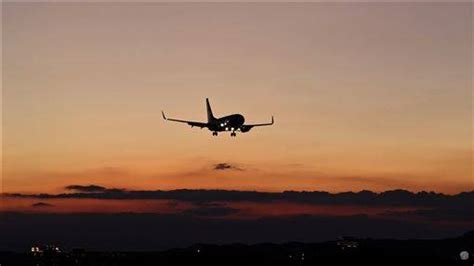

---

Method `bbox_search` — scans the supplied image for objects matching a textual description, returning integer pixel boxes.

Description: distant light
[225,127,229,131]
[231,128,234,131]
[220,123,224,127]
[460,251,469,260]
[197,249,200,253]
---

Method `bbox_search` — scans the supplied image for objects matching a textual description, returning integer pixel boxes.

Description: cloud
[213,163,243,171]
[5,185,473,208]
[182,206,239,217]
[5,185,474,219]
[65,185,107,192]
[2,187,473,251]
[194,201,226,208]
[5,186,471,224]
[31,202,54,208]
[65,185,125,193]
[167,200,179,208]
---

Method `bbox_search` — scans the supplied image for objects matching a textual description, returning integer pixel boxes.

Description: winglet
[161,111,167,120]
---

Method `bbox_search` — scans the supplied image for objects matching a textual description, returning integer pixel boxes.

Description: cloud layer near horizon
[5,184,473,208]
[2,185,473,252]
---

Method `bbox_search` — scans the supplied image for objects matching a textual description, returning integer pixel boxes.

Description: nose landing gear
[212,132,218,136]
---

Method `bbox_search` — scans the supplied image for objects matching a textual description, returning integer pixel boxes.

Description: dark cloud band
[4,186,473,208]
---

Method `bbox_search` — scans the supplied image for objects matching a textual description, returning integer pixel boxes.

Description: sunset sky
[3,2,472,195]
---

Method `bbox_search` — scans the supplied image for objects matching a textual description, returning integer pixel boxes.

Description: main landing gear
[212,131,237,137]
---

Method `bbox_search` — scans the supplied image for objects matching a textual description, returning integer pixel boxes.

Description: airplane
[162,98,274,137]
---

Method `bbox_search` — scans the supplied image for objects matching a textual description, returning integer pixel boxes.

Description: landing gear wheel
[212,132,218,136]
[231,132,237,137]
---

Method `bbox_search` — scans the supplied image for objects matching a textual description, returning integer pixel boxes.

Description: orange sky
[2,3,472,194]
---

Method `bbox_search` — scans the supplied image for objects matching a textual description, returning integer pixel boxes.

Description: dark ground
[1,232,473,266]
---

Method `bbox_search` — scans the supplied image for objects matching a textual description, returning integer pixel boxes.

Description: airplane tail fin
[206,98,215,122]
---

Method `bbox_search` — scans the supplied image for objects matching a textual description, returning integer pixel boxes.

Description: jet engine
[240,125,254,133]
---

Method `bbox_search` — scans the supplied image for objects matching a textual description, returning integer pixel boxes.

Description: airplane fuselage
[208,114,245,132]
[162,98,273,137]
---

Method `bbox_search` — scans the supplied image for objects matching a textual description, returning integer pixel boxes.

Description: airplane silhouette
[162,98,274,137]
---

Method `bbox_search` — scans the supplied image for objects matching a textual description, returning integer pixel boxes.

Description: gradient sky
[3,3,472,194]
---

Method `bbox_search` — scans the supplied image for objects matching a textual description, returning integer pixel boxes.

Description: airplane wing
[162,111,209,128]
[243,116,274,127]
